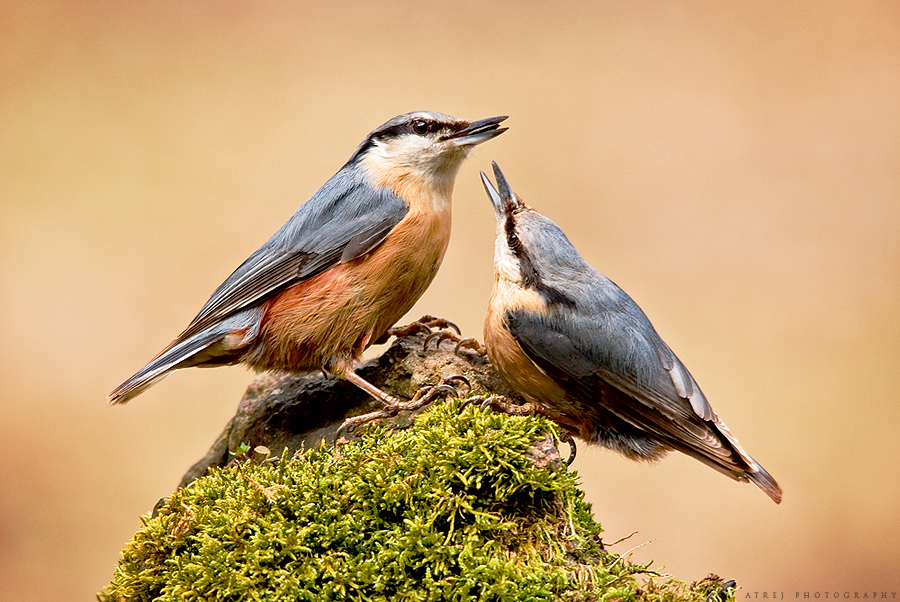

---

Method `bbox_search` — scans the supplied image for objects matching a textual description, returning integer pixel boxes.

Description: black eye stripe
[503,212,517,243]
[348,116,453,164]
[412,119,446,136]
[503,211,576,308]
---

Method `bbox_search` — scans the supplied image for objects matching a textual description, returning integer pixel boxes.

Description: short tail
[680,440,783,504]
[110,308,263,405]
[745,460,782,504]
[109,329,236,405]
[700,417,783,504]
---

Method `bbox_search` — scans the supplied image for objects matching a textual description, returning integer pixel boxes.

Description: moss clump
[99,401,732,602]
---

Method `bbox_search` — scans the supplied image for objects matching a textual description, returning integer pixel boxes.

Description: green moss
[99,401,733,602]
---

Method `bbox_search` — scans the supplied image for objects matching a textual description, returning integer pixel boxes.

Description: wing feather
[505,308,754,473]
[178,166,408,340]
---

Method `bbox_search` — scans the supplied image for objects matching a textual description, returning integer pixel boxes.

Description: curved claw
[458,395,485,412]
[441,374,470,393]
[402,383,458,411]
[428,383,459,400]
[559,430,577,466]
[454,337,487,357]
[423,330,456,351]
[334,421,352,442]
[432,318,461,335]
[479,395,510,412]
[423,332,439,351]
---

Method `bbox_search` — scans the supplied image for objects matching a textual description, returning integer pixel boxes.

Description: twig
[610,538,656,569]
[606,531,639,547]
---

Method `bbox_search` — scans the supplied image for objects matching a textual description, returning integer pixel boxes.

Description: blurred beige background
[1,1,898,599]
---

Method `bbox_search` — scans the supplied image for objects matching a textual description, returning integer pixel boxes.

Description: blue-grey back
[181,160,409,339]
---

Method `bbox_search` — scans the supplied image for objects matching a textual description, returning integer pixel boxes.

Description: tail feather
[108,330,229,405]
[672,420,783,504]
[711,417,782,504]
[746,461,782,504]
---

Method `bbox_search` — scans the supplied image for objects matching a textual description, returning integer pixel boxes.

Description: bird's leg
[460,395,577,465]
[387,314,461,339]
[341,369,400,406]
[337,374,468,438]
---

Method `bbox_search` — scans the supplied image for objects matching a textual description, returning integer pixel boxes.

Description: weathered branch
[179,328,517,488]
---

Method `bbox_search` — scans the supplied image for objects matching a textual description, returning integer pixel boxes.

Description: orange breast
[483,281,568,407]
[250,205,452,376]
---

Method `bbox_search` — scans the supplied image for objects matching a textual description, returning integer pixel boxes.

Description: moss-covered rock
[100,401,734,602]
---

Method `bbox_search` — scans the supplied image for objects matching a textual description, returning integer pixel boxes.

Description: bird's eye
[412,120,429,135]
[507,232,520,248]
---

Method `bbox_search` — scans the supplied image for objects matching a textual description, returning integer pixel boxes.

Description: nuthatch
[109,112,508,408]
[478,162,782,504]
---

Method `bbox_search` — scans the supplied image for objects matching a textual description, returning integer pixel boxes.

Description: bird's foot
[423,329,487,357]
[392,374,470,413]
[336,375,469,439]
[388,315,461,339]
[459,395,576,465]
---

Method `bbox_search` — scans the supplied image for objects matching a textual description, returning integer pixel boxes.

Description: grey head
[480,161,596,307]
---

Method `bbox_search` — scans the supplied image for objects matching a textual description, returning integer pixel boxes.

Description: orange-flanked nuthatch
[478,162,781,503]
[109,112,508,408]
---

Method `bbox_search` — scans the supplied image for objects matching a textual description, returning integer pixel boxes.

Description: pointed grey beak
[480,161,517,220]
[443,115,508,147]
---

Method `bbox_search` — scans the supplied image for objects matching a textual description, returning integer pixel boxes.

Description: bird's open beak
[480,161,516,220]
[443,115,508,147]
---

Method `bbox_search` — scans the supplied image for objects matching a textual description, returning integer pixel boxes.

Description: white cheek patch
[373,137,428,165]
[367,137,463,184]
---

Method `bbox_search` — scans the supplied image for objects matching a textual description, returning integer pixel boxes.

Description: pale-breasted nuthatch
[109,112,508,408]
[478,162,782,503]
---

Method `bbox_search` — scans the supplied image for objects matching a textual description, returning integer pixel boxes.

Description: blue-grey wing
[506,291,711,423]
[506,304,738,455]
[179,166,409,339]
[505,302,780,500]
